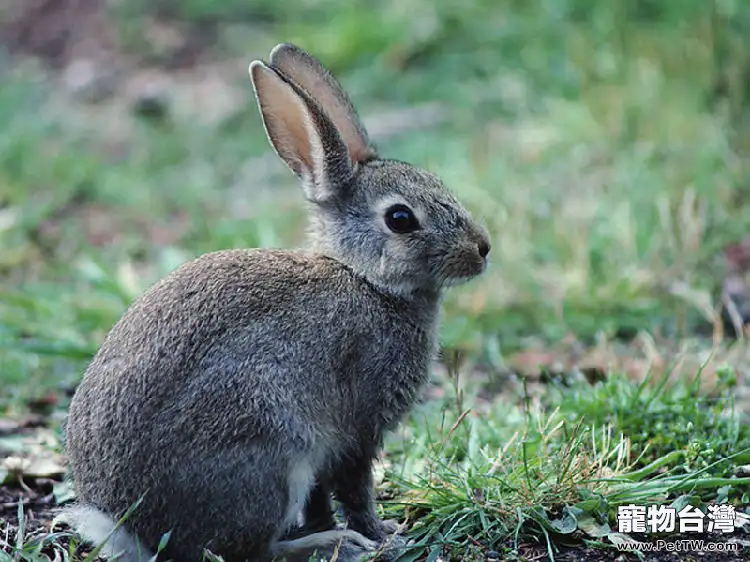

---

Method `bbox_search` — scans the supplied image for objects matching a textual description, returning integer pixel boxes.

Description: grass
[2,0,750,560]
[379,362,750,559]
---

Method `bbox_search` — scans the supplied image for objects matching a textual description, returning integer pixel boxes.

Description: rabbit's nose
[478,237,491,258]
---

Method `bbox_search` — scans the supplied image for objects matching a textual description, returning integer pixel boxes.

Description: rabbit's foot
[272,529,377,562]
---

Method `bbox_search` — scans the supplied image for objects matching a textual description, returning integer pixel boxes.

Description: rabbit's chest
[353,335,437,434]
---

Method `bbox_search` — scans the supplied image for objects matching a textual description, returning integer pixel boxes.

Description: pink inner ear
[284,68,370,164]
[268,49,374,165]
[345,134,375,165]
[310,88,371,163]
[252,64,317,176]
[266,100,315,172]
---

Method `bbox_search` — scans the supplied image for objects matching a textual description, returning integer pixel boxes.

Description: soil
[1,478,748,561]
[2,418,749,562]
[0,0,211,70]
[0,0,117,68]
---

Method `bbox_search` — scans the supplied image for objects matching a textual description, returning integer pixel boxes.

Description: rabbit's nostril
[478,238,491,258]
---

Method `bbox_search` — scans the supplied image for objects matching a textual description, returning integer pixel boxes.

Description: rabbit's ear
[250,60,356,202]
[269,43,376,165]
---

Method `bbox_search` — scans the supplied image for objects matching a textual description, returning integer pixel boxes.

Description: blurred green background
[1,0,750,408]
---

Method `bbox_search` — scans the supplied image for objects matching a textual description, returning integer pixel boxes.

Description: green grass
[2,0,750,560]
[381,363,750,559]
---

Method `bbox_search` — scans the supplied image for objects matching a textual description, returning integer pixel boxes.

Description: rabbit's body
[67,249,439,561]
[64,43,490,562]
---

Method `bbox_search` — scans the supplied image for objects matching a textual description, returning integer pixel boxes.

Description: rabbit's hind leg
[160,445,295,562]
[270,529,377,562]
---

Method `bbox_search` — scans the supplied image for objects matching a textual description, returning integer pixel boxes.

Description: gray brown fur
[63,43,490,562]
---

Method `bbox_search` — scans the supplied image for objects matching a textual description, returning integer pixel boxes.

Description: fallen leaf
[607,532,644,550]
[0,419,21,435]
[548,508,578,534]
[3,455,31,474]
[53,480,76,504]
[24,455,66,479]
[577,513,611,538]
[735,512,750,530]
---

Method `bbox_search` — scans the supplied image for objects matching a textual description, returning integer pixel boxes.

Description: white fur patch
[283,457,317,531]
[54,505,154,562]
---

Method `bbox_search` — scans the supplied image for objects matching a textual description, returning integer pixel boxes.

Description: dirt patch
[3,456,749,562]
[0,0,219,73]
[0,481,87,560]
[1,482,60,534]
[2,414,750,561]
[4,490,746,562]
[0,0,117,68]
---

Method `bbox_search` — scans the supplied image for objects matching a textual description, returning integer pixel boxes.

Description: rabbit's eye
[385,205,420,233]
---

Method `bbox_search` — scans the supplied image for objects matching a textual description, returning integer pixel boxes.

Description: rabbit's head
[250,44,490,297]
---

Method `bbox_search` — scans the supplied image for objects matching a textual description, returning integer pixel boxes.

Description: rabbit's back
[68,247,439,466]
[65,248,440,560]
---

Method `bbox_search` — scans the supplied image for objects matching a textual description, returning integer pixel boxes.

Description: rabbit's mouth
[427,245,488,288]
[438,258,488,287]
[442,276,474,288]
[442,270,486,288]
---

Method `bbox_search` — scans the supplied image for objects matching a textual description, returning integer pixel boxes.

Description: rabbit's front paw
[347,514,402,543]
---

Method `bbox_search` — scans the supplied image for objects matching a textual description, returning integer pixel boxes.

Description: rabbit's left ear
[250,60,356,203]
[269,43,377,165]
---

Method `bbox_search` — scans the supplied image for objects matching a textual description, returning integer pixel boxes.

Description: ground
[2,1,750,561]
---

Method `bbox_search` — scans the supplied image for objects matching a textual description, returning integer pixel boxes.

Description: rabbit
[61,42,491,562]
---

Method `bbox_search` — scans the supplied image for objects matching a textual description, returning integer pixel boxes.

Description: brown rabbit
[62,43,491,562]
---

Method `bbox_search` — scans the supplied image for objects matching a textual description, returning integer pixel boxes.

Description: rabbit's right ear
[250,60,356,203]
[268,44,376,165]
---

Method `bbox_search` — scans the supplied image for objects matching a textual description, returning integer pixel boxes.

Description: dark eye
[385,204,420,234]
